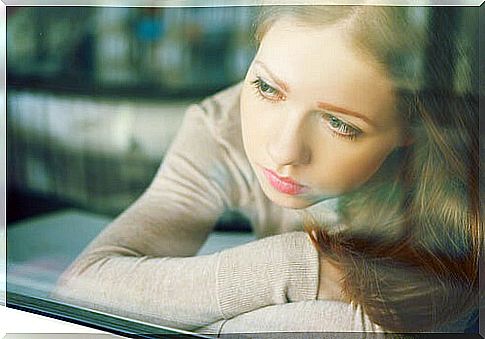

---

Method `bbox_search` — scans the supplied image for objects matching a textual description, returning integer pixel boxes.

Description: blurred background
[7,6,258,222]
[6,6,261,303]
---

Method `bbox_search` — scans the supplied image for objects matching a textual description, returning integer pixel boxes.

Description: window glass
[6,4,481,337]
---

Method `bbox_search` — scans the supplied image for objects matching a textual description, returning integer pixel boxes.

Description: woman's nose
[267,117,311,167]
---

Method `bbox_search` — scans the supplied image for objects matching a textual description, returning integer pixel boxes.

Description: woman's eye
[260,81,274,94]
[251,77,285,102]
[324,114,361,140]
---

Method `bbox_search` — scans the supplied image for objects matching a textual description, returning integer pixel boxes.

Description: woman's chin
[260,184,316,209]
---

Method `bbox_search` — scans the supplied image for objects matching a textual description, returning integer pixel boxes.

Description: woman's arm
[52,103,319,330]
[196,300,380,334]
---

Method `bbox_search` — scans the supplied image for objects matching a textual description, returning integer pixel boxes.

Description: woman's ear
[400,135,414,147]
[398,128,415,147]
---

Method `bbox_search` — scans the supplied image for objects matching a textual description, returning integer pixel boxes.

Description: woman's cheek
[316,141,393,193]
[249,110,272,160]
[241,99,268,163]
[343,143,395,187]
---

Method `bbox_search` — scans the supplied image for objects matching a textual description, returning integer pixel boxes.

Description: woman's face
[240,19,406,209]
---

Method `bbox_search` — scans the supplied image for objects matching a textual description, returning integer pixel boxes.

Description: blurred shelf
[7,74,233,101]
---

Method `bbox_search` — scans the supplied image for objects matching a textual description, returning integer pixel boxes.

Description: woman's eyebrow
[254,60,376,127]
[317,101,376,127]
[253,60,289,92]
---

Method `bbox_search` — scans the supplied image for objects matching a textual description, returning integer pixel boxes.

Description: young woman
[54,5,482,334]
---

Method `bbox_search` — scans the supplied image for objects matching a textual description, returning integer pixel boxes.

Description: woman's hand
[317,254,346,301]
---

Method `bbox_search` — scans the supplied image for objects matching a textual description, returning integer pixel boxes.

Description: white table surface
[7,209,255,298]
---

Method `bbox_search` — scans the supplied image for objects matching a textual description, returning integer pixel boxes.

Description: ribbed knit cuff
[216,231,319,319]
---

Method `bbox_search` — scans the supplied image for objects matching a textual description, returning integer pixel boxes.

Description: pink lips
[262,168,306,195]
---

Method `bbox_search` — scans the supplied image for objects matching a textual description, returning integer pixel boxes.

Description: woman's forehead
[255,20,398,126]
[256,19,387,86]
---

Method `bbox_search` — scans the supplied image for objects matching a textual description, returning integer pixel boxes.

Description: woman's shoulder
[184,81,257,208]
[199,81,243,113]
[196,82,243,139]
[188,81,249,171]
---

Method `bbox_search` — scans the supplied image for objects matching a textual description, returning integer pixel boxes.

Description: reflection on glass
[7,5,481,337]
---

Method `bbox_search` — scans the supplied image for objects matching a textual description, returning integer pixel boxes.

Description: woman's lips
[262,168,307,195]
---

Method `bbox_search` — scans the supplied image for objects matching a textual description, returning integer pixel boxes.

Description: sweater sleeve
[196,301,381,335]
[52,103,319,330]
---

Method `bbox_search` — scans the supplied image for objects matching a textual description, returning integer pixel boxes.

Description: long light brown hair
[255,6,482,332]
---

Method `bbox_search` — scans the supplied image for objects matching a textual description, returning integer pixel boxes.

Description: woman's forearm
[53,232,319,330]
[196,300,379,334]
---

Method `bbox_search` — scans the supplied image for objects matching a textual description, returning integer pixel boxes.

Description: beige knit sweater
[53,83,383,334]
